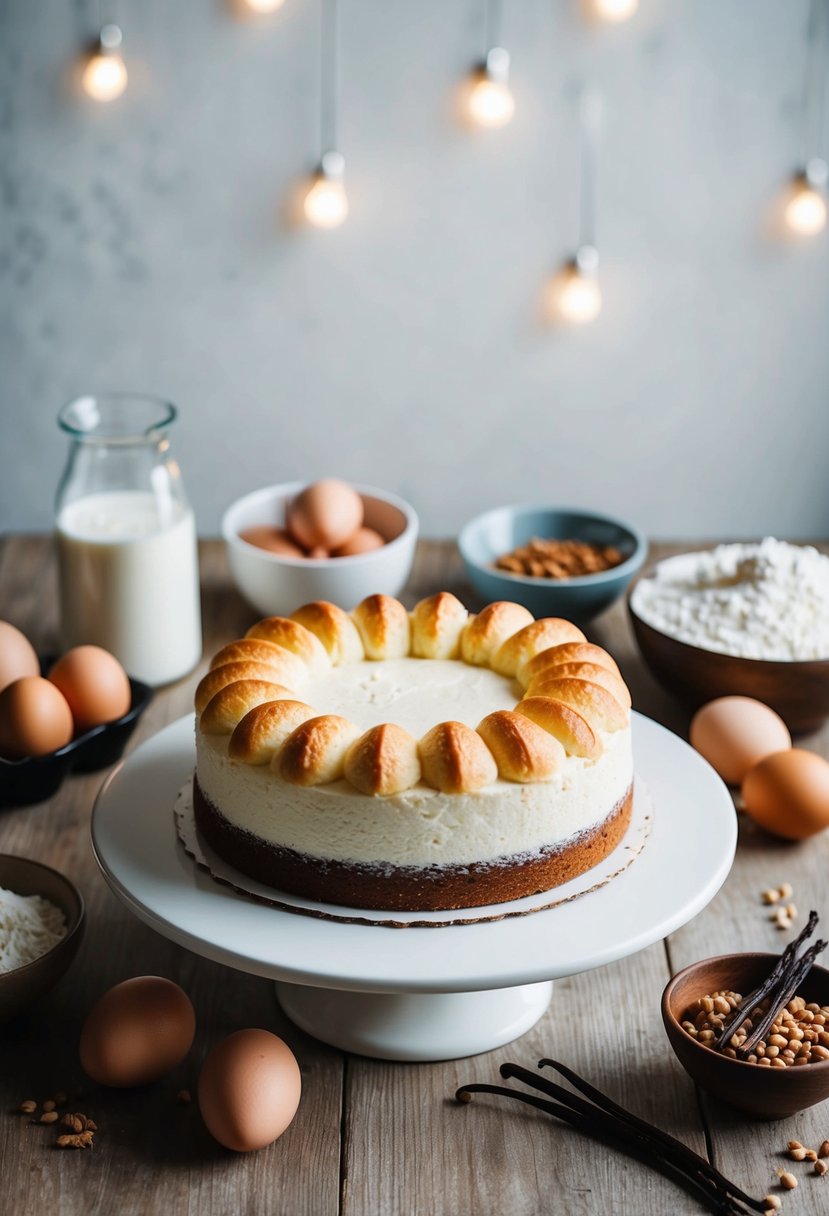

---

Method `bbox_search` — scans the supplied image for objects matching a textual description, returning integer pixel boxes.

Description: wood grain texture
[1,535,828,1216]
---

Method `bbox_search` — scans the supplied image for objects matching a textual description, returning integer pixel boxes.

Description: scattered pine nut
[762,889,779,905]
[42,1100,55,1113]
[820,1140,829,1158]
[779,882,794,900]
[18,1100,36,1115]
[61,1112,96,1133]
[804,1149,818,1161]
[55,1131,94,1150]
[789,1146,807,1161]
[39,1111,59,1124]
[815,1159,828,1176]
[778,1169,798,1189]
[762,1197,781,1211]
[53,1091,67,1106]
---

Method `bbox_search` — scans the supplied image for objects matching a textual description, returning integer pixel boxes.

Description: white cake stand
[91,713,736,1061]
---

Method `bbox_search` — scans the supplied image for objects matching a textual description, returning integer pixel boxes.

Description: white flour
[0,884,67,972]
[631,539,829,661]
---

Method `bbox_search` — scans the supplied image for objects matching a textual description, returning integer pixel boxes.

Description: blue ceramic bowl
[458,505,647,623]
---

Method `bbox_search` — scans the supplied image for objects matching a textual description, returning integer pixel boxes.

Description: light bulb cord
[97,0,118,34]
[801,0,829,167]
[484,0,504,58]
[578,87,602,252]
[320,0,339,158]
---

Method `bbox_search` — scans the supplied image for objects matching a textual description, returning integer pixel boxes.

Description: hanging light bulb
[304,151,348,229]
[545,89,603,327]
[244,0,285,10]
[467,47,515,128]
[82,24,128,102]
[593,0,639,22]
[555,246,602,324]
[785,158,828,236]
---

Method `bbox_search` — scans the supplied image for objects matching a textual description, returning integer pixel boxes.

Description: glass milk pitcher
[54,394,202,685]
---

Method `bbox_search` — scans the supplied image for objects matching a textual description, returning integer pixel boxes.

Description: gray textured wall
[1,0,828,538]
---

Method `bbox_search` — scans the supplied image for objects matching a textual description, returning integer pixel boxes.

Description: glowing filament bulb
[304,151,348,229]
[554,247,602,325]
[785,163,828,236]
[244,0,285,11]
[467,48,515,129]
[593,0,639,21]
[82,25,128,102]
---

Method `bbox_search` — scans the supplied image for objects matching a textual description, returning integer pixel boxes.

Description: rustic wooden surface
[1,535,828,1216]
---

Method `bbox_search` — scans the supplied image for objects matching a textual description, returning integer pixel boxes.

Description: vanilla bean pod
[715,910,819,1051]
[455,1082,753,1216]
[736,939,827,1059]
[532,1059,766,1213]
[501,1062,765,1214]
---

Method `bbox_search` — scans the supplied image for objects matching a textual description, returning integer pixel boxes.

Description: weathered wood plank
[0,536,342,1216]
[342,944,707,1216]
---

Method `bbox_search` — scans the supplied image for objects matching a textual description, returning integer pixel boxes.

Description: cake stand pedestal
[275,980,554,1061]
[91,713,735,1063]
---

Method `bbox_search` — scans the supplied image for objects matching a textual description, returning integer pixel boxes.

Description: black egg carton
[0,661,153,809]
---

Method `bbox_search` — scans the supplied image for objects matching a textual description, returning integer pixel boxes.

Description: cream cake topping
[303,656,517,737]
[194,592,632,801]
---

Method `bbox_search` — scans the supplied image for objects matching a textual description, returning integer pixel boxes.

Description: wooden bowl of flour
[0,855,85,1022]
[627,549,826,729]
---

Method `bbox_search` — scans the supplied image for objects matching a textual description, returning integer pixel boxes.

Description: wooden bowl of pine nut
[662,953,829,1119]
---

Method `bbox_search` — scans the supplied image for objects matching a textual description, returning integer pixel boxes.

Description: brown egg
[689,696,791,786]
[742,749,829,840]
[333,527,385,557]
[198,1028,301,1152]
[79,976,196,1087]
[0,620,39,694]
[49,645,132,733]
[239,526,306,558]
[287,479,363,550]
[0,676,74,759]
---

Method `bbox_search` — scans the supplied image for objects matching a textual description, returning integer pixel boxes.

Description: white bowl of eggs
[222,480,419,617]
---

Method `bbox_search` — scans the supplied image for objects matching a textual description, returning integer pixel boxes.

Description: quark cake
[192,593,634,911]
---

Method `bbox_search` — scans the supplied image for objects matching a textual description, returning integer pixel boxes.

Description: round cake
[192,593,634,911]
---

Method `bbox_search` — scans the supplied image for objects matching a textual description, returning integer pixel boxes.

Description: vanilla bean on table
[455,1059,768,1215]
[457,1082,746,1215]
[533,1058,765,1212]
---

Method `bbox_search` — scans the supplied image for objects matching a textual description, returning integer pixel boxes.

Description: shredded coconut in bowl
[630,539,829,661]
[0,884,67,972]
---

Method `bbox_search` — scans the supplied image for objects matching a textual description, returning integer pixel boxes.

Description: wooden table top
[2,535,828,1216]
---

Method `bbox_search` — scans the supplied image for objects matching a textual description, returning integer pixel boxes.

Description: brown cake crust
[192,776,634,913]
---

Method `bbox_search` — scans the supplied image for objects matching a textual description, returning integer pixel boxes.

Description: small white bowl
[222,482,419,617]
